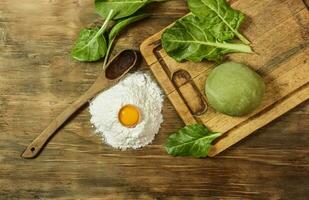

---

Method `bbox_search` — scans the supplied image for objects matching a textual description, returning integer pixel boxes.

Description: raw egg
[118,104,141,128]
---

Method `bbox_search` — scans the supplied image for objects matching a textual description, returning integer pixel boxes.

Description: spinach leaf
[95,0,165,20]
[188,0,250,44]
[71,28,107,62]
[103,13,150,68]
[71,10,114,62]
[108,14,150,41]
[161,14,252,62]
[165,124,222,158]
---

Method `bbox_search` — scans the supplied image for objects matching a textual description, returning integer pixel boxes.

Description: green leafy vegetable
[71,10,114,62]
[103,13,150,69]
[161,14,252,62]
[109,13,150,41]
[71,28,107,62]
[188,0,250,44]
[73,0,164,63]
[95,0,165,20]
[165,124,222,158]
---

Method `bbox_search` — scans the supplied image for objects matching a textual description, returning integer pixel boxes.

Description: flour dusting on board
[89,73,164,150]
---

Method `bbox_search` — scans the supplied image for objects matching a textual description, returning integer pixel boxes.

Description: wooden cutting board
[140,0,309,157]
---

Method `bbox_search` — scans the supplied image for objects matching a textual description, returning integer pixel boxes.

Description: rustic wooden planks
[1,0,309,199]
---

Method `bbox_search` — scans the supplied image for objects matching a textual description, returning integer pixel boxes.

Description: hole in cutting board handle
[172,70,207,116]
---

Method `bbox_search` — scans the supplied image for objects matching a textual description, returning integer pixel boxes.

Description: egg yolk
[118,105,140,128]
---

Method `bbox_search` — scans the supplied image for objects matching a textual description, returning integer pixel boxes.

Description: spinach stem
[93,9,114,41]
[91,9,114,71]
[103,38,115,70]
[236,31,250,45]
[168,40,253,53]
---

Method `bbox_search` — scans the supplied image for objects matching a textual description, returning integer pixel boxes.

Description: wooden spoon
[21,49,141,159]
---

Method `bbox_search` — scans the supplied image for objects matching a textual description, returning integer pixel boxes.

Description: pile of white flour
[89,72,164,150]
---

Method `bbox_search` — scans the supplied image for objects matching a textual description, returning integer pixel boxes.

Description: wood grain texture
[0,0,308,199]
[140,0,309,157]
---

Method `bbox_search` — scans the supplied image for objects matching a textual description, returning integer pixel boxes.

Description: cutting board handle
[172,70,207,116]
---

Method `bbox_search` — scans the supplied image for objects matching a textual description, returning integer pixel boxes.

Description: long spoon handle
[21,80,108,159]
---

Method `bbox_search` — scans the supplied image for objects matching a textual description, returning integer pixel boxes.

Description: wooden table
[1,0,308,199]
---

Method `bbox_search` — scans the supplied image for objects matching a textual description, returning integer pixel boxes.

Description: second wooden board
[140,0,309,156]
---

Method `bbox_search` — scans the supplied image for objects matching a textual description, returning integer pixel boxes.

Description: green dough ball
[205,62,265,116]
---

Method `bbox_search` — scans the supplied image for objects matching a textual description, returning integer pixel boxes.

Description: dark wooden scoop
[21,50,141,159]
